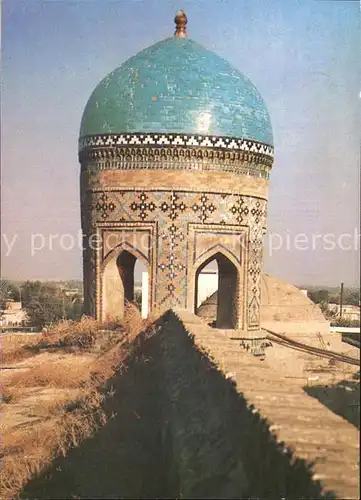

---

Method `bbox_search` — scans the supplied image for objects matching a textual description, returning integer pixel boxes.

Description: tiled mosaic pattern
[80,186,97,318]
[248,231,264,329]
[82,228,98,318]
[79,132,273,179]
[80,37,273,146]
[83,188,267,329]
[79,133,274,156]
[79,134,273,178]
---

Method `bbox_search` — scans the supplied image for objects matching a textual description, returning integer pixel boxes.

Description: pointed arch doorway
[101,246,149,322]
[194,251,239,329]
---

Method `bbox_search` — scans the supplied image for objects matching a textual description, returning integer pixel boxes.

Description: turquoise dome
[80,37,273,146]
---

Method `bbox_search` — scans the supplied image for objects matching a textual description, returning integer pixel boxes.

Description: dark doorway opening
[195,252,238,329]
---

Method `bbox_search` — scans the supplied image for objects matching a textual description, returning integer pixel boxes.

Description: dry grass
[123,301,146,341]
[25,389,84,419]
[1,333,43,365]
[1,391,107,499]
[38,316,106,349]
[3,357,93,390]
[0,304,156,499]
[1,385,29,404]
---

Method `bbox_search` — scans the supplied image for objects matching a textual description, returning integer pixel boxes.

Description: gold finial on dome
[174,10,187,38]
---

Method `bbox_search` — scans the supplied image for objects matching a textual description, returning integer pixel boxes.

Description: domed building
[79,11,274,333]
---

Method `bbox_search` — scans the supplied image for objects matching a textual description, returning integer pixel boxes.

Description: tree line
[0,280,83,328]
[307,288,360,306]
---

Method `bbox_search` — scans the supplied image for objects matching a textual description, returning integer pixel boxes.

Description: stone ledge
[171,309,360,500]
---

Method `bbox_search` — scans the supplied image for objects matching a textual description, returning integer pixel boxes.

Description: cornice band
[79,132,274,179]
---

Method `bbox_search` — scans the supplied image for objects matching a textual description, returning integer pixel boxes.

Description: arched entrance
[195,251,239,329]
[101,247,149,322]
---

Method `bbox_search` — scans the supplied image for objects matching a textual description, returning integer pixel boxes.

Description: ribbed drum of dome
[78,13,273,179]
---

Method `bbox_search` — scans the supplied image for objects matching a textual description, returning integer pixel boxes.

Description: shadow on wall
[21,312,336,499]
[304,373,360,430]
[158,311,336,499]
[20,333,173,500]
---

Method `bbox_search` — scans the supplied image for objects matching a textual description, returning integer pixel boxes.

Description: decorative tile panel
[84,187,267,320]
[78,133,273,179]
[79,132,273,157]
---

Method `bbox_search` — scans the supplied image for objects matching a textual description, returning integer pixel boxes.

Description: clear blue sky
[1,0,360,286]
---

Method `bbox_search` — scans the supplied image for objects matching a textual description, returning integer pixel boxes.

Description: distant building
[0,300,29,327]
[328,303,360,322]
[63,289,82,298]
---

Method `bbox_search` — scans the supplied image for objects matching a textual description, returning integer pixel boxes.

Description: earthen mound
[197,274,327,328]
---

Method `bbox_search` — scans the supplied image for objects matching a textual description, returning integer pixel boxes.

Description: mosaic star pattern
[129,192,156,220]
[85,188,267,325]
[93,193,116,219]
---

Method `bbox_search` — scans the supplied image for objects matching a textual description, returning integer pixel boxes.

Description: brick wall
[21,310,358,498]
[155,310,334,498]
